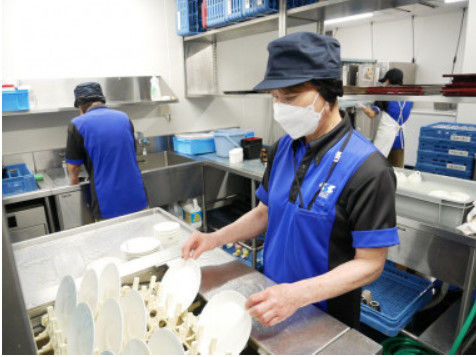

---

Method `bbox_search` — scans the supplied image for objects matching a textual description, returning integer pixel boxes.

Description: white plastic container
[150,76,162,101]
[229,147,243,164]
[182,199,202,229]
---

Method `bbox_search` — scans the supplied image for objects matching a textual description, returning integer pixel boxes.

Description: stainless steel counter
[13,207,381,355]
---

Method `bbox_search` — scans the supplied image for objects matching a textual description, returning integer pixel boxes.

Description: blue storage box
[242,0,278,17]
[420,122,476,145]
[2,89,30,112]
[2,164,38,197]
[224,0,243,23]
[176,0,205,36]
[213,129,254,157]
[415,162,474,180]
[173,134,216,155]
[360,262,434,337]
[205,0,227,27]
[417,149,474,172]
[419,138,476,158]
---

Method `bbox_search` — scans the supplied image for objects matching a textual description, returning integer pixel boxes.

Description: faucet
[136,131,150,156]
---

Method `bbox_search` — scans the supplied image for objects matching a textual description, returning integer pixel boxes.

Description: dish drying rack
[33,275,223,355]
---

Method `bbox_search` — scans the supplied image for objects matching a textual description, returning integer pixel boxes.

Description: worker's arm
[67,163,81,185]
[361,105,378,119]
[182,202,268,259]
[246,247,387,326]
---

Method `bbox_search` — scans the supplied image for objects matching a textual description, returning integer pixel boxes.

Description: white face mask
[273,93,326,140]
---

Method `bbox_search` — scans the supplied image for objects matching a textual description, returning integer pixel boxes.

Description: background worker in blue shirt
[182,32,399,328]
[66,82,148,220]
[361,68,414,167]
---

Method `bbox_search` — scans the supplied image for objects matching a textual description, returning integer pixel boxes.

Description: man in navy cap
[361,68,414,167]
[181,32,399,329]
[66,82,148,220]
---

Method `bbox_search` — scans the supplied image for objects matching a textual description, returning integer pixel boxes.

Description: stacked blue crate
[176,0,205,36]
[287,0,317,9]
[205,0,227,27]
[242,0,278,18]
[416,122,476,180]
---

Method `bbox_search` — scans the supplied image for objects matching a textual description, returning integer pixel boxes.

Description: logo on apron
[318,183,336,199]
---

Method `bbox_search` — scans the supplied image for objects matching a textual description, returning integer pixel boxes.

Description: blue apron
[263,130,377,312]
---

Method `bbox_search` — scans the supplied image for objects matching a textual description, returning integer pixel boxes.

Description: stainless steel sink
[136,151,194,171]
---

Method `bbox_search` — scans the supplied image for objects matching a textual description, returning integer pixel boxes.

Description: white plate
[197,290,252,355]
[87,257,123,275]
[95,298,123,354]
[148,328,185,355]
[67,302,95,355]
[55,275,77,335]
[78,269,99,315]
[154,221,180,233]
[121,338,150,355]
[119,290,147,343]
[159,259,201,317]
[99,263,121,304]
[120,237,161,256]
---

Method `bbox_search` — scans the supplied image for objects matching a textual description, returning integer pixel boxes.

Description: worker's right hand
[181,231,217,260]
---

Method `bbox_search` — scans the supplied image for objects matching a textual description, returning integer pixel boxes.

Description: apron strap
[306,130,353,210]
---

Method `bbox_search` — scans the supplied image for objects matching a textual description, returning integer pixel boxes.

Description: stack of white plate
[153,222,180,249]
[120,237,161,260]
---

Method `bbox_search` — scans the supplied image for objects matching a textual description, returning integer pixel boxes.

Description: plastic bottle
[182,199,202,229]
[150,76,162,101]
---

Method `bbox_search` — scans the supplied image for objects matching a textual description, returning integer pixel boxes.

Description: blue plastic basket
[173,136,216,155]
[419,138,476,158]
[206,0,227,27]
[242,0,278,17]
[417,149,474,171]
[2,89,30,112]
[213,129,254,157]
[420,122,476,145]
[287,0,316,9]
[175,0,205,36]
[415,162,474,180]
[360,262,434,337]
[2,164,38,197]
[224,0,243,23]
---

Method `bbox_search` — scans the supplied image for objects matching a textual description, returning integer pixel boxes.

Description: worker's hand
[246,283,299,326]
[181,231,217,260]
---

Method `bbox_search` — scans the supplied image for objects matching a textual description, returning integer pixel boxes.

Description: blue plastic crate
[420,122,476,145]
[2,164,38,197]
[173,135,216,155]
[205,0,227,27]
[287,0,316,9]
[176,0,205,36]
[419,138,476,158]
[415,162,474,180]
[224,0,243,23]
[2,89,30,112]
[417,149,474,171]
[360,262,434,337]
[242,0,278,17]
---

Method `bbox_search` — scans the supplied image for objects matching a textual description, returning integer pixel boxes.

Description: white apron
[373,101,406,157]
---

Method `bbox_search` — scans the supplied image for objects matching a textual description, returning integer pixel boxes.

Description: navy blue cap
[379,68,404,85]
[253,32,341,91]
[74,82,106,107]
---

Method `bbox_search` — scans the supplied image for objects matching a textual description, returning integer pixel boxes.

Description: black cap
[379,68,404,85]
[253,32,341,91]
[73,82,106,108]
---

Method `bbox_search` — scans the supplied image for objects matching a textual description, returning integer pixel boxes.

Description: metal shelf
[342,94,476,104]
[2,98,178,117]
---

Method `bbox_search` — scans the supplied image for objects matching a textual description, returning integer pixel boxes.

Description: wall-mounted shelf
[342,94,476,104]
[2,98,178,117]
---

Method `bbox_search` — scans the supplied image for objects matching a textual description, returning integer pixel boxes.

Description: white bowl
[95,298,123,354]
[55,275,77,335]
[119,290,147,343]
[159,259,201,317]
[121,338,150,355]
[67,302,95,355]
[154,222,180,234]
[148,328,184,355]
[197,290,252,355]
[120,237,161,259]
[99,263,121,304]
[78,269,99,315]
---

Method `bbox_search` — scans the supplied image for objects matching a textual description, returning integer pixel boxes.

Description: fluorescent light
[324,12,374,26]
[444,0,466,3]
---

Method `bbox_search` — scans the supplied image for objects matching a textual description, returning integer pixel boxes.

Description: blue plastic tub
[206,0,227,27]
[2,89,30,112]
[224,0,243,23]
[213,129,254,157]
[2,164,38,197]
[360,262,434,337]
[242,0,278,17]
[173,135,216,155]
[175,0,205,36]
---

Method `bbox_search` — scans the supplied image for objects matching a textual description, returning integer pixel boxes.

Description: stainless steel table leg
[43,196,56,233]
[201,165,208,233]
[457,247,476,335]
[251,180,257,269]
